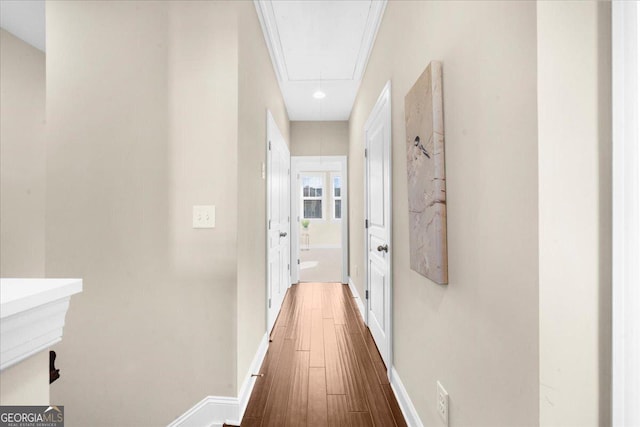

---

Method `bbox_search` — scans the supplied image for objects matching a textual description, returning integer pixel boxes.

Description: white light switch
[193,205,215,228]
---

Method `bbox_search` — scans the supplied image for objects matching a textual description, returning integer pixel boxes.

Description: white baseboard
[390,366,424,427]
[236,333,269,422]
[168,333,269,427]
[348,276,366,321]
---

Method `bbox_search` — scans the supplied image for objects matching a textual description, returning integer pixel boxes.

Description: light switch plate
[193,205,215,228]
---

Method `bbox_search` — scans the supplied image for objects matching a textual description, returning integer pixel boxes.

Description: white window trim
[331,172,343,221]
[300,172,325,220]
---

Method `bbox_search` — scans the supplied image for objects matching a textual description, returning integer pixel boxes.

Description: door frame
[265,110,291,333]
[612,2,640,425]
[364,81,392,375]
[290,155,349,285]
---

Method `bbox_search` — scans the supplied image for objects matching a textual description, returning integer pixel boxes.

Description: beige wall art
[404,61,448,284]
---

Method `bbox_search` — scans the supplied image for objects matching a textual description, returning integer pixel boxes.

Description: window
[332,174,342,220]
[301,174,323,219]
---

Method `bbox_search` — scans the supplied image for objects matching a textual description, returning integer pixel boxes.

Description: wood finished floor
[241,282,407,427]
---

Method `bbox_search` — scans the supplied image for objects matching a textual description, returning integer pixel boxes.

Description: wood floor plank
[381,384,408,427]
[286,290,304,340]
[308,367,328,427]
[342,286,367,335]
[327,394,349,427]
[360,328,389,386]
[323,318,345,394]
[243,325,287,419]
[285,351,310,426]
[276,286,296,328]
[335,324,368,412]
[261,338,296,427]
[243,282,406,427]
[296,298,312,350]
[322,284,334,319]
[348,412,374,427]
[312,283,322,309]
[239,418,261,427]
[310,308,325,367]
[332,284,347,325]
[350,333,397,426]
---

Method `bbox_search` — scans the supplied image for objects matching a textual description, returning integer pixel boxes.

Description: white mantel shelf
[0,278,82,371]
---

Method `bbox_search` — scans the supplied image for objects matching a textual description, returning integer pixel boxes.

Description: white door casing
[266,111,291,333]
[365,81,392,373]
[612,3,640,426]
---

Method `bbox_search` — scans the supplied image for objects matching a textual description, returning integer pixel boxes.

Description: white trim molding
[348,276,365,321]
[351,0,387,81]
[0,278,82,371]
[390,367,424,427]
[254,0,386,84]
[612,2,640,426]
[253,0,388,121]
[168,333,269,427]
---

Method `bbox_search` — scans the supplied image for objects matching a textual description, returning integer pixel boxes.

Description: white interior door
[365,82,392,371]
[267,111,290,333]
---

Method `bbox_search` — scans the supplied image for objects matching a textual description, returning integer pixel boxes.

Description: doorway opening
[290,156,348,284]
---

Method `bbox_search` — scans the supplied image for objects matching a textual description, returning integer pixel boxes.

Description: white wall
[46,2,239,425]
[0,29,45,278]
[537,2,612,426]
[0,352,49,406]
[349,2,539,425]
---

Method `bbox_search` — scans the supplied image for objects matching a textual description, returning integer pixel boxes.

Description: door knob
[280,232,287,237]
[377,244,388,253]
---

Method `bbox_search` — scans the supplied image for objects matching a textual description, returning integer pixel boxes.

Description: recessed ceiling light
[313,90,326,99]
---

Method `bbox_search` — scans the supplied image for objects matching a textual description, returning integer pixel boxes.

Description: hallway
[241,283,407,426]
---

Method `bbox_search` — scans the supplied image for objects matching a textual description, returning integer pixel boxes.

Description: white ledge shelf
[0,278,82,371]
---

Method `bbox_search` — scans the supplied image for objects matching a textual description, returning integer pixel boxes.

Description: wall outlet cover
[437,380,449,426]
[193,205,215,228]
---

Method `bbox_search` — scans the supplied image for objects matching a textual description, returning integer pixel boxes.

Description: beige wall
[349,2,539,425]
[46,2,239,425]
[290,121,348,156]
[0,29,46,278]
[537,2,611,426]
[0,352,49,406]
[236,0,290,390]
[302,219,341,248]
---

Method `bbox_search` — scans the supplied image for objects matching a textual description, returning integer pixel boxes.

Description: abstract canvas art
[404,61,448,284]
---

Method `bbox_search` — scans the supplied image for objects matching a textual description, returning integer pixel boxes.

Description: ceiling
[254,0,387,121]
[0,0,386,121]
[0,0,45,52]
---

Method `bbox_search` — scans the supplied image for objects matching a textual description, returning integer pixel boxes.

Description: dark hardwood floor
[241,282,407,426]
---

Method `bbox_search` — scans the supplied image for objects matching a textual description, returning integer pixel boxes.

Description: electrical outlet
[437,381,449,425]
